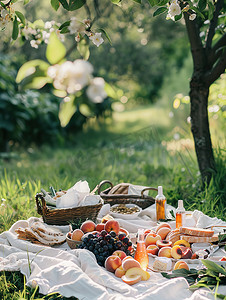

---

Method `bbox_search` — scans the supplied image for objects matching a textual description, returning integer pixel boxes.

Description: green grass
[0,103,225,299]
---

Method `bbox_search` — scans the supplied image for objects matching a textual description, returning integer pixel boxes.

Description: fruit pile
[67,218,133,267]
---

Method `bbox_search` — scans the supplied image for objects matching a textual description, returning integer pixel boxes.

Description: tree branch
[183,12,206,70]
[208,33,226,68]
[205,49,226,86]
[205,0,223,50]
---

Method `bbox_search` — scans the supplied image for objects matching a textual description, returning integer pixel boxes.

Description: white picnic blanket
[0,210,226,300]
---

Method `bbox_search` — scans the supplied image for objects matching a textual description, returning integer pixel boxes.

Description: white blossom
[89,33,104,47]
[47,59,93,94]
[168,3,181,19]
[44,21,52,29]
[30,40,39,49]
[68,17,85,34]
[86,77,107,103]
[189,14,196,21]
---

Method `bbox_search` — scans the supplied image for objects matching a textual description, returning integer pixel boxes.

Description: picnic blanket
[0,207,226,300]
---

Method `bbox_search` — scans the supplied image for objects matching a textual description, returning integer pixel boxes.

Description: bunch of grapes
[78,230,133,266]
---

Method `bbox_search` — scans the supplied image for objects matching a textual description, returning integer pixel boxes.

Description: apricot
[122,258,141,271]
[156,223,172,232]
[171,245,183,259]
[145,232,161,247]
[146,244,159,256]
[156,227,171,240]
[125,267,150,281]
[174,239,190,248]
[105,255,122,273]
[80,220,96,233]
[115,266,126,278]
[71,229,84,241]
[112,250,127,261]
[156,240,173,248]
[158,246,172,258]
[121,274,141,285]
[174,261,189,270]
[105,220,120,235]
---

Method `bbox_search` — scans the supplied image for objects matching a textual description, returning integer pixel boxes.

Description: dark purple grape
[110,231,116,238]
[88,234,94,239]
[88,246,94,251]
[100,230,108,237]
[123,237,129,244]
[128,241,132,247]
[118,233,126,240]
[116,241,122,248]
[103,245,108,251]
[105,234,111,241]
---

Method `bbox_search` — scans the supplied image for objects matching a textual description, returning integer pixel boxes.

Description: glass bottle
[134,228,149,271]
[176,200,185,229]
[155,186,166,221]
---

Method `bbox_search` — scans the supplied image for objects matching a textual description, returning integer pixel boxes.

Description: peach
[96,223,105,232]
[156,240,173,248]
[174,261,189,270]
[125,267,150,281]
[181,247,193,259]
[112,250,127,261]
[105,255,122,273]
[101,214,114,224]
[145,232,161,247]
[80,220,96,233]
[171,245,183,259]
[121,274,142,285]
[67,232,72,239]
[191,253,198,259]
[174,239,190,248]
[122,258,141,271]
[71,229,84,241]
[104,220,120,235]
[156,227,171,240]
[144,229,155,237]
[122,256,133,263]
[146,245,159,256]
[115,266,126,278]
[156,223,172,232]
[158,246,172,258]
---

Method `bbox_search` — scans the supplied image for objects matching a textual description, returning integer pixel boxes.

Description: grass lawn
[0,103,225,299]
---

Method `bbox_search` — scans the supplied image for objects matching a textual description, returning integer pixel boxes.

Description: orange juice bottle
[134,229,149,271]
[155,186,166,221]
[176,200,185,229]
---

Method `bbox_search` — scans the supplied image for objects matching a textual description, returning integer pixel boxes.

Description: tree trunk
[189,74,216,184]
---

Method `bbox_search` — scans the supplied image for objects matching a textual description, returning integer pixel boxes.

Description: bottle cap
[158,186,163,196]
[178,200,184,209]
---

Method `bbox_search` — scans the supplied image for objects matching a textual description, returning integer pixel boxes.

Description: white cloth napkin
[0,213,225,300]
[192,210,226,233]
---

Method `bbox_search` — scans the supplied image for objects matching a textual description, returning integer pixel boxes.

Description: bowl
[109,204,142,220]
[66,232,82,249]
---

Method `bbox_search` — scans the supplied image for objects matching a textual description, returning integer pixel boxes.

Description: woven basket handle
[97,180,114,195]
[35,193,47,216]
[141,187,158,198]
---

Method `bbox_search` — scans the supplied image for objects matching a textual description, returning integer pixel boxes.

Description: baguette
[180,234,218,243]
[179,227,214,237]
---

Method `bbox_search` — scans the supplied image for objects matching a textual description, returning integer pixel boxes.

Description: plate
[148,253,200,264]
[109,204,142,220]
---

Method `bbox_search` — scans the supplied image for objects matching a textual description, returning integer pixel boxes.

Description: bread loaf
[179,227,214,237]
[180,234,218,243]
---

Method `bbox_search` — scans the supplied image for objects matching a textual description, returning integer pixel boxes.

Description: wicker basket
[35,193,104,226]
[97,180,157,209]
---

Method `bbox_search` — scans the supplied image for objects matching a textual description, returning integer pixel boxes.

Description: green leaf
[16,60,50,83]
[218,233,226,243]
[51,0,60,11]
[46,32,66,64]
[77,39,90,60]
[207,0,215,20]
[12,17,19,40]
[79,104,94,117]
[23,0,30,4]
[59,20,70,30]
[58,0,69,10]
[104,82,118,99]
[175,13,182,21]
[59,96,77,127]
[189,6,205,19]
[68,0,85,10]
[198,0,207,11]
[60,27,70,34]
[15,11,25,26]
[153,7,168,17]
[201,260,226,276]
[147,0,158,6]
[111,0,121,3]
[98,28,112,45]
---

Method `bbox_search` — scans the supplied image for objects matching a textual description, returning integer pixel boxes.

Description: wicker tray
[97,180,157,209]
[35,193,104,226]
